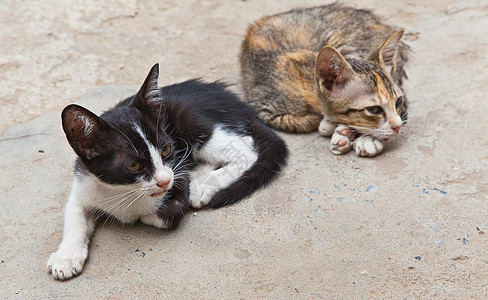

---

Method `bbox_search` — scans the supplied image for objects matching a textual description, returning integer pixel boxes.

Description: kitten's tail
[207,118,288,208]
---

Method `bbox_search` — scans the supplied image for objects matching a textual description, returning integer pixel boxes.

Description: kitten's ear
[62,104,111,160]
[315,46,356,97]
[130,63,163,112]
[366,29,404,74]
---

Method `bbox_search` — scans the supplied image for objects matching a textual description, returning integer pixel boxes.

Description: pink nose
[156,178,170,189]
[392,125,402,134]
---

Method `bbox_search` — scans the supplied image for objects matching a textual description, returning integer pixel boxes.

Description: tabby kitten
[47,64,288,280]
[240,3,410,157]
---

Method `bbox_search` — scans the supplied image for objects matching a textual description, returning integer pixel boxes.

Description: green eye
[396,96,404,108]
[161,145,172,157]
[366,106,383,115]
[126,161,142,172]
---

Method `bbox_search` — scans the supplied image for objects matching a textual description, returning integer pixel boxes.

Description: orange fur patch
[280,51,323,114]
[373,72,389,105]
[245,30,276,51]
[373,72,401,126]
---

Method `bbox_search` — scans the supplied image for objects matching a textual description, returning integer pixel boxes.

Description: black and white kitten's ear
[62,104,111,161]
[130,63,163,112]
[366,29,404,75]
[315,46,356,98]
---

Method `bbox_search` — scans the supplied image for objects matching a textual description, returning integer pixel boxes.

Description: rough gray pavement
[1,0,487,298]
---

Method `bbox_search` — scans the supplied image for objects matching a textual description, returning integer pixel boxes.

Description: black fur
[62,64,288,227]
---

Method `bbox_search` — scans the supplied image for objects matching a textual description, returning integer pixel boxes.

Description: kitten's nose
[156,178,170,189]
[392,125,402,134]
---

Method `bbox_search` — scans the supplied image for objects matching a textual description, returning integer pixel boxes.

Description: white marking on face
[133,125,174,193]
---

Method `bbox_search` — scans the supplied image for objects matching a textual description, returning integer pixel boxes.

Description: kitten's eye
[126,161,142,172]
[161,145,172,157]
[366,106,383,115]
[396,96,404,108]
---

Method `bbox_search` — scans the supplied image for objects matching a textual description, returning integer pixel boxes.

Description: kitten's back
[242,3,404,60]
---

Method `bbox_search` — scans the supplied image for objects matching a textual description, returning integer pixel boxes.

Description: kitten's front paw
[330,125,355,155]
[318,118,336,136]
[47,248,87,280]
[353,136,384,157]
[189,177,219,209]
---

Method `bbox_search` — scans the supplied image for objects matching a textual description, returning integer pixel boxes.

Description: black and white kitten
[47,64,288,280]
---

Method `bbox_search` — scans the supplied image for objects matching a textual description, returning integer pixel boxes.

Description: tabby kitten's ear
[62,104,112,161]
[315,46,357,98]
[130,63,163,113]
[366,29,404,74]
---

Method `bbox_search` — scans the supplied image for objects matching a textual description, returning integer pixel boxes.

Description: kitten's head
[62,64,177,198]
[315,30,407,141]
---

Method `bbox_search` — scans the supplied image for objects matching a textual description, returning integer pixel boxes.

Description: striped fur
[240,3,410,152]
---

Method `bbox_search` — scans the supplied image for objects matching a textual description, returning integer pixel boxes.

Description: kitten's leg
[190,163,217,180]
[353,135,384,157]
[190,168,230,208]
[319,117,336,137]
[47,181,95,280]
[190,132,257,209]
[330,124,355,155]
[142,178,190,229]
[157,180,190,228]
[141,199,189,229]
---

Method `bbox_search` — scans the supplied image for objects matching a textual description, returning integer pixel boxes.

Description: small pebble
[365,185,378,195]
[433,188,447,194]
[307,189,320,195]
[434,238,445,245]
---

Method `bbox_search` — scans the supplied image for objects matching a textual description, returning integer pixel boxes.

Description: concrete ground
[1,0,487,298]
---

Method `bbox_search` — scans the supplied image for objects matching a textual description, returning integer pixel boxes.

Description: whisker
[90,189,139,205]
[102,190,147,227]
[172,140,193,172]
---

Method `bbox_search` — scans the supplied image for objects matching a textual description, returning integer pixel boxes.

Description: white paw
[47,247,87,280]
[319,118,336,136]
[353,136,384,157]
[189,176,220,209]
[140,214,169,229]
[330,125,355,155]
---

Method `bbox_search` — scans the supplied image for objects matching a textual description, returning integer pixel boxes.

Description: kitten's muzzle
[156,178,170,189]
[151,178,170,197]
